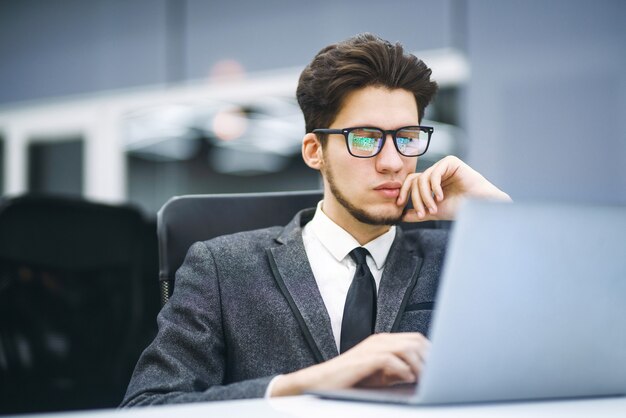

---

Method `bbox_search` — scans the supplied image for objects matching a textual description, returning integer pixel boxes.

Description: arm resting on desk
[122,376,274,406]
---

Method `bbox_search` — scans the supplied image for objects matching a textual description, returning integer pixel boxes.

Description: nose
[375,134,404,173]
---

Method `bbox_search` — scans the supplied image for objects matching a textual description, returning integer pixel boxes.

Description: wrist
[270,369,307,397]
[270,360,340,397]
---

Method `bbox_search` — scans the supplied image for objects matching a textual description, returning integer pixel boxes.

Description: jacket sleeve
[120,241,276,406]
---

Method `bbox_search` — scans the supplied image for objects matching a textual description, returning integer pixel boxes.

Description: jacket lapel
[375,227,423,333]
[267,209,339,362]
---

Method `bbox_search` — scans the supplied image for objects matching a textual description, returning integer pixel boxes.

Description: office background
[0,0,625,414]
[1,0,624,210]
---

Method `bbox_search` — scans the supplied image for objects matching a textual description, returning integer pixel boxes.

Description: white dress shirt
[301,200,396,351]
[265,201,396,397]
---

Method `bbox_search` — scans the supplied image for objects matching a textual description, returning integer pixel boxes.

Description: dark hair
[297,33,438,138]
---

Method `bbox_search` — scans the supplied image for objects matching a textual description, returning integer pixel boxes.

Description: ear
[302,133,324,171]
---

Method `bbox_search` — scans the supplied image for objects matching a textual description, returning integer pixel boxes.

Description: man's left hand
[397,155,511,222]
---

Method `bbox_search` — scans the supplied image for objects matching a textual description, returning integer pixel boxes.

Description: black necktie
[340,247,377,353]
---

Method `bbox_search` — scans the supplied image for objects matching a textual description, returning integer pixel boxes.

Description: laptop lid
[416,199,626,404]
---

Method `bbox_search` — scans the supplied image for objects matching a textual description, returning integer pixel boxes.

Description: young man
[121,34,510,406]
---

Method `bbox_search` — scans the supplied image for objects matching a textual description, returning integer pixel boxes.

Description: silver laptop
[312,199,626,404]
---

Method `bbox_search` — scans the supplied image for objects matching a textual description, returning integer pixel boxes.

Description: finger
[434,156,465,191]
[401,334,431,363]
[377,353,416,386]
[401,208,433,223]
[396,332,430,346]
[363,333,427,379]
[356,352,415,387]
[429,168,444,202]
[410,176,427,219]
[394,348,422,378]
[417,338,431,364]
[392,337,429,377]
[397,173,417,206]
[417,170,438,215]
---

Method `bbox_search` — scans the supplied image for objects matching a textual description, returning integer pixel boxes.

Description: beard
[324,164,404,226]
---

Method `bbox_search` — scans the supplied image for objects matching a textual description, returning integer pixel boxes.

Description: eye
[351,135,377,150]
[396,135,413,151]
[395,128,424,156]
[348,129,383,156]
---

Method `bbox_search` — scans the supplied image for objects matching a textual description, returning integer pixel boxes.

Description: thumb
[401,209,437,223]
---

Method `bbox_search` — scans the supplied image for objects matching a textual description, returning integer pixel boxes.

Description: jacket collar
[268,208,337,362]
[375,227,423,333]
[267,209,422,362]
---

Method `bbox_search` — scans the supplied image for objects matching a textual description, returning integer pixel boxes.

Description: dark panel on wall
[0,0,169,104]
[0,0,456,104]
[183,0,453,80]
[0,136,4,195]
[28,139,84,196]
[127,151,321,215]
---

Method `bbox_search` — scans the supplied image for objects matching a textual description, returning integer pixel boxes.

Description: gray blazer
[121,209,448,406]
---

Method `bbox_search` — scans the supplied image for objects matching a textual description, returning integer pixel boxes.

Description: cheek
[344,163,374,193]
[403,158,417,174]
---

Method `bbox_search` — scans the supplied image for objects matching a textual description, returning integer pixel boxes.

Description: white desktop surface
[13,395,626,418]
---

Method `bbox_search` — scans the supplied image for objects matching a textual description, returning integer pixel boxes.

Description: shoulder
[399,226,450,258]
[174,225,287,297]
[199,225,284,257]
[198,207,312,256]
[204,225,283,246]
[176,226,285,279]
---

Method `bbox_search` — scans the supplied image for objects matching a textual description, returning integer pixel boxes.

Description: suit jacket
[121,208,449,406]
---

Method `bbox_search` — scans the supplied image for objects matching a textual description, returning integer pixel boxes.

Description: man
[121,33,510,406]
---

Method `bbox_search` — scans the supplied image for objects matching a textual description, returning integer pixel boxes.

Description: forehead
[331,86,419,129]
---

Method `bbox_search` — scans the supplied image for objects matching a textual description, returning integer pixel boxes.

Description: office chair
[157,190,450,306]
[0,195,149,414]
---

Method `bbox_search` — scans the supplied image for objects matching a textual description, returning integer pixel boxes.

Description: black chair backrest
[157,190,450,306]
[0,195,147,414]
[157,190,322,305]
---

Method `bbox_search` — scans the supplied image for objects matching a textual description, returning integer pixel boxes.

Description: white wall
[465,0,626,203]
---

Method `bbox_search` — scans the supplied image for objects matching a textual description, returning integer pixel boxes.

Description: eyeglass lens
[347,128,427,157]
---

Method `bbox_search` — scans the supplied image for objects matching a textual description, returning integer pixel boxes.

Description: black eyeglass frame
[312,125,434,158]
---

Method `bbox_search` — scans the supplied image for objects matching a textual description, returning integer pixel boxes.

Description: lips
[374,181,402,198]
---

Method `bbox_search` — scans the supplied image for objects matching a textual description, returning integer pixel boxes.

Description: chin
[360,209,404,226]
[325,169,403,226]
[345,201,404,226]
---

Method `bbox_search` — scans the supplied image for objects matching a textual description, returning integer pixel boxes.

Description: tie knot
[349,247,370,265]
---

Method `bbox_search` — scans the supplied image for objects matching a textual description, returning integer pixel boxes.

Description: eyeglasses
[312,126,433,158]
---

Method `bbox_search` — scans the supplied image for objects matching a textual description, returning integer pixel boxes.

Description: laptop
[311,199,626,405]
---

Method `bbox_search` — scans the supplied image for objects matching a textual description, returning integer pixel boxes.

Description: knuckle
[375,332,388,341]
[381,354,395,368]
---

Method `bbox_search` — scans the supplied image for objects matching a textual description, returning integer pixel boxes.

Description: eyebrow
[334,123,420,129]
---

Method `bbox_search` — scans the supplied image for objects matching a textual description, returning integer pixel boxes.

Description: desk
[12,395,626,418]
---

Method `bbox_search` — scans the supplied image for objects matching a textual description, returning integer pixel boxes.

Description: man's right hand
[270,332,430,397]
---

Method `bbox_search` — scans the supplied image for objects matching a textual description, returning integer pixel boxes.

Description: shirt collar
[308,201,396,269]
